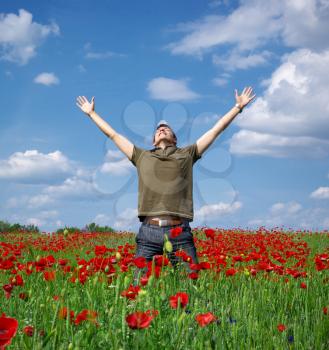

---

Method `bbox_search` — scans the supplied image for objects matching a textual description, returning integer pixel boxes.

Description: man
[76,87,256,281]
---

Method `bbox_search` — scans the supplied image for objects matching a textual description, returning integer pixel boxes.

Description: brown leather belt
[144,216,183,227]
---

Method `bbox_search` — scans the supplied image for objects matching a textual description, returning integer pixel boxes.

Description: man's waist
[144,215,186,227]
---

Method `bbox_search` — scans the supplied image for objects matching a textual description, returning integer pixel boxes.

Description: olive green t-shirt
[130,143,202,222]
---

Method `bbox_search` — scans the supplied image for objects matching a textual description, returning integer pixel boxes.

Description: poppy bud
[123,276,130,289]
[164,241,173,253]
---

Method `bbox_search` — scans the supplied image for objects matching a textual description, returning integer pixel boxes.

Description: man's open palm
[76,96,95,115]
[235,87,256,109]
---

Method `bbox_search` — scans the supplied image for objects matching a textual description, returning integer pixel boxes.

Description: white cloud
[310,187,329,199]
[0,9,59,65]
[34,72,59,86]
[212,77,228,87]
[228,130,329,159]
[164,3,281,57]
[113,208,139,230]
[83,41,126,59]
[248,203,329,231]
[212,50,272,71]
[85,51,126,59]
[269,201,302,215]
[27,194,55,208]
[0,150,76,184]
[100,158,133,176]
[226,49,329,158]
[26,217,45,227]
[43,176,98,200]
[165,0,329,58]
[195,201,242,219]
[25,211,59,229]
[78,64,86,73]
[93,214,112,226]
[147,77,200,102]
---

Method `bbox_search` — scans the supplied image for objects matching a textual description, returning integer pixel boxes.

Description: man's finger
[77,96,84,104]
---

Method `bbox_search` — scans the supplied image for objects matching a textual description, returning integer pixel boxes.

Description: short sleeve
[130,145,145,167]
[184,143,202,165]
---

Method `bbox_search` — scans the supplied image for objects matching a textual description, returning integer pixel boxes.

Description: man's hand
[235,87,256,109]
[76,96,95,116]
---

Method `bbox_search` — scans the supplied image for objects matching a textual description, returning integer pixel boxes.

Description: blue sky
[1,0,329,233]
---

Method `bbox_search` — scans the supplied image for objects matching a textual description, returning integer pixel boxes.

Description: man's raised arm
[196,87,256,156]
[76,96,134,160]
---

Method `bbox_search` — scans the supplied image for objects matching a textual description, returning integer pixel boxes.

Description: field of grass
[1,227,329,349]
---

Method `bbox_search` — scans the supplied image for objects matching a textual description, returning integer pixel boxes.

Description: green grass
[0,229,328,349]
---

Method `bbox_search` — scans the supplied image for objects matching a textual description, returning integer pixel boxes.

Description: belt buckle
[159,219,168,227]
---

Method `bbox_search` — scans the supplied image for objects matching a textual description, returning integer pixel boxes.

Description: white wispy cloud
[310,187,329,199]
[113,208,139,230]
[83,42,126,59]
[226,48,329,158]
[34,72,59,86]
[0,150,76,184]
[269,201,302,215]
[212,50,273,71]
[195,201,242,219]
[248,201,329,231]
[85,51,126,59]
[100,158,133,176]
[147,77,200,102]
[165,0,329,58]
[0,9,59,65]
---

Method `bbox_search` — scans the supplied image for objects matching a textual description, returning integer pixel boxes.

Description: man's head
[152,120,177,147]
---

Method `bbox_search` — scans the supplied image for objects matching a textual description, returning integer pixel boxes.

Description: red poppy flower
[74,309,98,326]
[23,325,34,337]
[43,271,56,281]
[225,268,237,276]
[121,285,141,300]
[277,324,286,332]
[9,274,23,286]
[195,312,217,327]
[323,307,328,315]
[204,228,215,239]
[300,282,307,289]
[19,293,28,301]
[153,255,169,267]
[140,275,149,286]
[0,315,18,349]
[188,272,199,280]
[169,292,189,309]
[2,284,13,299]
[125,311,156,329]
[170,227,183,238]
[133,257,147,269]
[58,307,75,322]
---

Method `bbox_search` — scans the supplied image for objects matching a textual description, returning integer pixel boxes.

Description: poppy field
[1,227,329,349]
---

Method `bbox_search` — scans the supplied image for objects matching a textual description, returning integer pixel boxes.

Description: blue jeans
[133,219,198,284]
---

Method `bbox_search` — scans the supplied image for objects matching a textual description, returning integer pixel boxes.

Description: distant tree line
[0,219,115,234]
[56,222,115,234]
[0,220,40,233]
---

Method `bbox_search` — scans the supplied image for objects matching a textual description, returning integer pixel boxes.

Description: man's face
[153,125,176,146]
